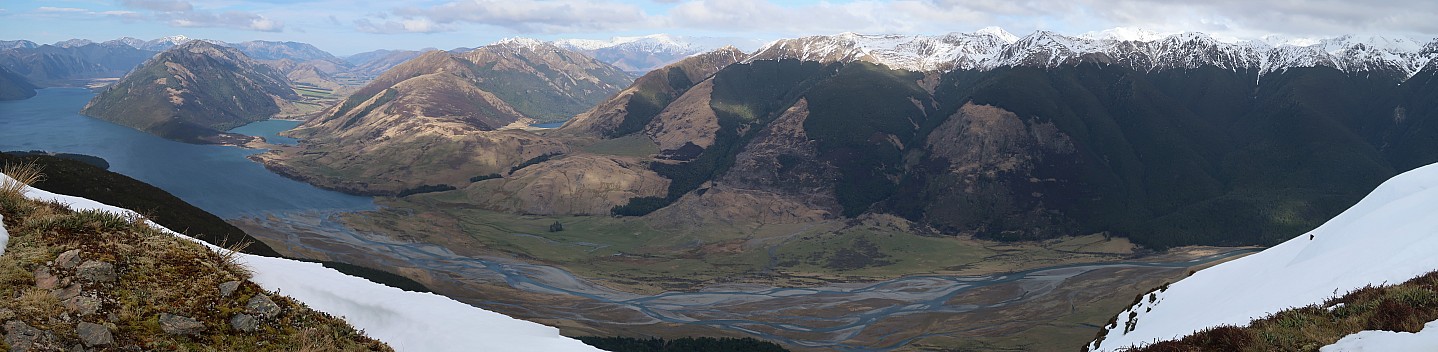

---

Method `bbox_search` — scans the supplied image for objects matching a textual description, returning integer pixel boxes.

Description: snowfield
[1322,320,1438,352]
[0,174,601,352]
[1090,162,1438,351]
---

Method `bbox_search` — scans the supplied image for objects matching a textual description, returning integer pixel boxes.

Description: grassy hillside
[0,166,390,351]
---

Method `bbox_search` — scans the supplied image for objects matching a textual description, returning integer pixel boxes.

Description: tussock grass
[1121,270,1438,352]
[0,160,43,196]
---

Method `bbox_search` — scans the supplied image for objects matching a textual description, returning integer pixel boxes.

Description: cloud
[111,0,285,32]
[354,18,452,34]
[118,0,193,12]
[365,0,652,34]
[35,7,90,13]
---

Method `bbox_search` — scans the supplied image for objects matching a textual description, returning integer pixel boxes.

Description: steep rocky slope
[79,41,299,143]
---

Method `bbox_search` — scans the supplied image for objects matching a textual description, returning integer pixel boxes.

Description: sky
[2,0,1436,56]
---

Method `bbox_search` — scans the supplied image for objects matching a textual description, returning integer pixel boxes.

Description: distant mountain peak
[1081,27,1169,42]
[493,37,549,51]
[976,26,1020,43]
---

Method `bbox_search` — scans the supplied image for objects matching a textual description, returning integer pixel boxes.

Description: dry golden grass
[0,160,43,196]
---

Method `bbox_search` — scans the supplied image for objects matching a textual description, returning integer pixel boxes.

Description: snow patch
[1090,162,1438,351]
[0,213,7,256]
[1321,319,1438,351]
[0,173,601,352]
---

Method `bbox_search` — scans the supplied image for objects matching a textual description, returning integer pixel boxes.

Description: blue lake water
[0,88,374,218]
[227,119,302,145]
[529,122,564,128]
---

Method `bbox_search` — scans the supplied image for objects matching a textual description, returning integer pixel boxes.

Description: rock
[52,283,81,301]
[34,267,58,290]
[64,296,102,316]
[158,313,204,335]
[3,320,59,352]
[76,322,112,347]
[218,281,241,298]
[55,249,82,269]
[76,261,116,283]
[229,314,257,332]
[245,294,280,318]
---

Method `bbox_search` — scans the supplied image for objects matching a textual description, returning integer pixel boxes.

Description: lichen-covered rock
[76,260,116,283]
[33,266,58,290]
[218,281,241,298]
[229,314,257,332]
[76,322,112,347]
[3,320,59,352]
[158,313,204,335]
[64,296,101,316]
[245,295,280,318]
[54,249,82,269]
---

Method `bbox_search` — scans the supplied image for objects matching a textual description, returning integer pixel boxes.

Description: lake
[0,88,373,218]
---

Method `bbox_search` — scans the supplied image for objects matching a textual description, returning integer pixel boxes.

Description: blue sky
[2,0,1435,56]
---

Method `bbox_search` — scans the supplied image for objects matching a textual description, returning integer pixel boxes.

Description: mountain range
[248,27,1438,252]
[751,27,1435,78]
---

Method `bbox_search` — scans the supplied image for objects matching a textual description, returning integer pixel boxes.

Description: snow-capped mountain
[0,40,37,50]
[53,39,95,48]
[102,37,146,49]
[140,35,194,51]
[748,27,1438,78]
[554,34,763,73]
[1087,161,1438,351]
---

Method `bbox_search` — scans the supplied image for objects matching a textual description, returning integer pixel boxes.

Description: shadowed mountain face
[552,57,1438,249]
[0,42,156,85]
[79,41,299,144]
[0,65,38,100]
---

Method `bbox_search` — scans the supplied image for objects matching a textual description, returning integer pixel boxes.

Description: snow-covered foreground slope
[1090,162,1438,351]
[0,174,601,352]
[1323,320,1438,352]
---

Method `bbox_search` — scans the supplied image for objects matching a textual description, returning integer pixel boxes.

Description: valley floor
[231,199,1255,351]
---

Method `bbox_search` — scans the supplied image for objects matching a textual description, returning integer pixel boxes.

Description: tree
[548,221,564,232]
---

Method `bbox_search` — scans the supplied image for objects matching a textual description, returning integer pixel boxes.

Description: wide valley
[1,88,1256,351]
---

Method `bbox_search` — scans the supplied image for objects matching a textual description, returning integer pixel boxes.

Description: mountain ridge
[748,28,1438,78]
[80,41,300,143]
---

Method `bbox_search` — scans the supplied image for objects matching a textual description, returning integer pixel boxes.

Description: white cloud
[35,7,90,13]
[355,18,452,34]
[110,0,286,32]
[119,0,194,12]
[363,0,651,34]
